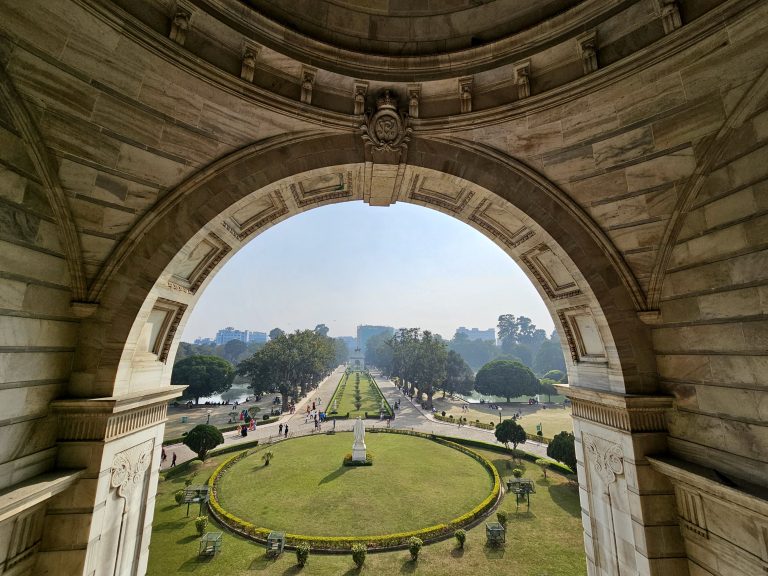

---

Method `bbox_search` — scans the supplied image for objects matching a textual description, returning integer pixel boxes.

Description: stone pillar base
[352,445,367,462]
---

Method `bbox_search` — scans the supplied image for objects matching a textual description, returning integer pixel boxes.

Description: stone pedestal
[352,444,367,462]
[558,386,689,576]
[33,387,180,576]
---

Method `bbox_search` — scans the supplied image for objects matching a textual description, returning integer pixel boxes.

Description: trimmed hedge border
[206,429,501,552]
[430,434,574,476]
[325,371,393,420]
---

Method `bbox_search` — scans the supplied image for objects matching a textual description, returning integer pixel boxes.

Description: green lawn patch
[326,370,392,418]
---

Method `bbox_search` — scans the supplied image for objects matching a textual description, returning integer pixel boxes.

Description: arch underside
[99,134,656,405]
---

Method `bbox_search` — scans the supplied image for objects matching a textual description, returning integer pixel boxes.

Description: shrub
[195,515,208,535]
[262,414,270,420]
[547,431,577,472]
[351,544,367,568]
[174,489,185,505]
[295,541,310,567]
[262,451,274,466]
[512,468,523,478]
[407,536,423,561]
[183,424,224,460]
[454,529,466,548]
[535,458,551,479]
[343,452,373,466]
[496,511,508,528]
[441,411,446,417]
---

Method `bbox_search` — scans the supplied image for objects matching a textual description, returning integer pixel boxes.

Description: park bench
[198,532,222,557]
[266,531,285,557]
[486,522,505,545]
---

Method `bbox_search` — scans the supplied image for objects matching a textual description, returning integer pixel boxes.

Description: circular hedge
[207,430,501,551]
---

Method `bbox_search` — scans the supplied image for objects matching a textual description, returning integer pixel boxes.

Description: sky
[180,201,555,342]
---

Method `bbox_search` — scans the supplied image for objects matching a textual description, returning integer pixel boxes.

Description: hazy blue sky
[180,201,555,341]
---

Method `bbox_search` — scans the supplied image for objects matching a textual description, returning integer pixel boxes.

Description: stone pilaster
[558,386,689,576]
[33,387,180,576]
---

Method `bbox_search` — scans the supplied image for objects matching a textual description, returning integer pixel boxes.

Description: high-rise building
[214,326,248,345]
[248,331,267,344]
[356,325,394,352]
[455,327,496,343]
[193,337,214,346]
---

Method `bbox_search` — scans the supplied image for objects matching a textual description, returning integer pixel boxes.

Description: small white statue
[352,417,367,462]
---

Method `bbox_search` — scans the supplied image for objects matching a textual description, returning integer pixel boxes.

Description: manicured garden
[215,433,493,537]
[326,370,392,418]
[147,433,586,576]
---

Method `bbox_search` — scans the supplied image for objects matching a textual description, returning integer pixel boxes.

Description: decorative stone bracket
[360,90,412,206]
[51,387,182,442]
[557,385,673,433]
[111,440,154,510]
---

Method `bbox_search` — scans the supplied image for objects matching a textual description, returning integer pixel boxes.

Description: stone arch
[74,131,656,405]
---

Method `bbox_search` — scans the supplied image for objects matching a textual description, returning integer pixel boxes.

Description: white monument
[352,417,367,462]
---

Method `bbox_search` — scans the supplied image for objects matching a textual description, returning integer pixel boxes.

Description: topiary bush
[512,468,523,478]
[407,536,423,561]
[195,515,208,535]
[496,510,508,528]
[174,489,185,505]
[295,541,310,567]
[454,529,466,548]
[183,424,224,461]
[351,543,367,568]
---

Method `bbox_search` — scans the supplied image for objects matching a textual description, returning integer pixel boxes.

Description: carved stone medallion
[111,440,154,509]
[360,90,412,154]
[584,433,624,485]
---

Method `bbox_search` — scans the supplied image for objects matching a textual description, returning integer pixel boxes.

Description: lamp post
[498,406,503,423]
[206,409,211,425]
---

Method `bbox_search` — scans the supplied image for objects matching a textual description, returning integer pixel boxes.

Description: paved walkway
[161,368,549,469]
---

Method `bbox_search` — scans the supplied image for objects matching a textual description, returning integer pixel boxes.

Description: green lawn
[435,396,574,438]
[218,433,492,536]
[327,371,391,418]
[148,438,586,576]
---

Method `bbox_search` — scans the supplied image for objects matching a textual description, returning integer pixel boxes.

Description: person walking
[161,448,167,462]
[284,425,289,438]
[279,423,283,435]
[171,452,177,467]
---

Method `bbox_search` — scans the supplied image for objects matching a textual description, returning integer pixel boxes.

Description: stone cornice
[0,470,85,524]
[74,0,760,135]
[649,456,768,517]
[50,387,182,441]
[557,385,673,432]
[203,0,631,81]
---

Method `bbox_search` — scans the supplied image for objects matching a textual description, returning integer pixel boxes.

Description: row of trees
[366,328,475,409]
[236,329,338,411]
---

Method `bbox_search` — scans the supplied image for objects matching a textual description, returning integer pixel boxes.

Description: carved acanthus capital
[111,440,154,509]
[584,433,624,485]
[360,90,412,154]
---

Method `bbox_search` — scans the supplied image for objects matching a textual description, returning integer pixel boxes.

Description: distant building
[214,326,249,345]
[455,327,496,343]
[193,337,214,346]
[356,325,394,352]
[248,331,267,344]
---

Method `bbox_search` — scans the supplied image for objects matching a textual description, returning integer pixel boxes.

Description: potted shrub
[295,541,310,567]
[195,515,208,535]
[407,536,423,561]
[351,544,367,568]
[454,529,467,549]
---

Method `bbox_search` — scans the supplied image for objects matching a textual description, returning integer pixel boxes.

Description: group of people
[277,423,289,437]
[161,448,177,467]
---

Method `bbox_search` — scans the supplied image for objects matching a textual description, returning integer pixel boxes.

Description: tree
[269,327,285,340]
[412,330,447,409]
[474,359,539,402]
[448,332,501,371]
[495,419,527,450]
[314,323,329,337]
[238,330,336,411]
[333,337,348,365]
[547,431,577,472]
[183,424,224,460]
[223,338,247,363]
[171,355,235,403]
[533,340,566,375]
[543,369,565,382]
[440,350,474,397]
[539,378,558,402]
